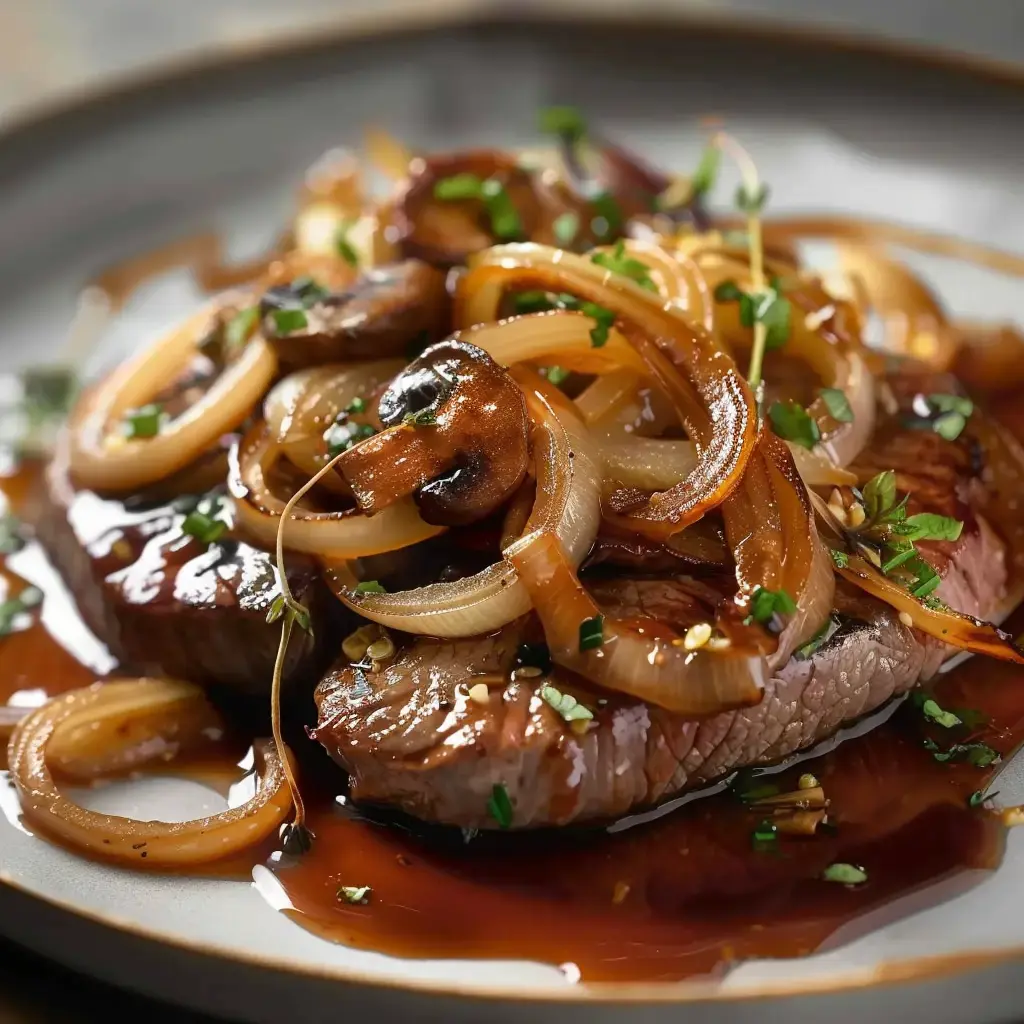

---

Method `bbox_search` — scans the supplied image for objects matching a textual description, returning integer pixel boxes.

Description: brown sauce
[3,449,1024,982]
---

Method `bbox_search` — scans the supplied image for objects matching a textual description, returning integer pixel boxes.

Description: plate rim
[5,4,1024,1006]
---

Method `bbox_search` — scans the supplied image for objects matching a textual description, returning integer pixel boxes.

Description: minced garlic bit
[342,623,381,662]
[803,304,835,332]
[468,682,490,705]
[683,622,713,651]
[513,665,544,680]
[366,636,395,662]
[899,611,914,628]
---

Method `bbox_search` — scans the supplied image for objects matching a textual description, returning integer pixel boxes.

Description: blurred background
[3,0,1024,126]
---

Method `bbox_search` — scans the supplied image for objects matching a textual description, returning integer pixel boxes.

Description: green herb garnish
[433,174,523,241]
[403,408,438,427]
[715,279,790,350]
[324,421,376,457]
[345,397,366,415]
[578,614,605,652]
[746,586,797,625]
[181,509,227,546]
[736,182,770,215]
[897,513,964,544]
[353,581,387,595]
[921,698,962,729]
[822,863,867,885]
[123,403,164,440]
[768,400,821,450]
[819,388,854,424]
[830,549,849,569]
[337,885,371,905]
[225,306,260,350]
[0,585,42,637]
[588,190,622,241]
[538,105,587,142]
[794,615,840,660]
[553,211,580,247]
[689,143,721,199]
[862,470,897,522]
[335,221,360,267]
[0,514,26,555]
[542,366,571,386]
[541,684,594,723]
[270,308,309,335]
[581,302,616,347]
[926,738,1001,767]
[487,782,514,829]
[752,819,779,852]
[591,240,656,291]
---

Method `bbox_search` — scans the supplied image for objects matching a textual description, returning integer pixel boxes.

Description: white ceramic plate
[4,13,1024,1023]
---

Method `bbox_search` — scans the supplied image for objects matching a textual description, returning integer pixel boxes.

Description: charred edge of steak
[34,446,346,699]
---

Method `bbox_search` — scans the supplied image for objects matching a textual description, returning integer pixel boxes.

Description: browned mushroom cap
[336,339,530,527]
[393,150,558,267]
[259,259,450,369]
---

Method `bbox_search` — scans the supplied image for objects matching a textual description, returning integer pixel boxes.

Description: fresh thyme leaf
[266,594,286,624]
[819,388,854,424]
[898,513,964,543]
[487,782,514,829]
[541,684,594,723]
[354,581,387,595]
[578,614,605,652]
[123,403,164,440]
[830,549,849,569]
[690,143,721,198]
[862,470,897,522]
[768,400,820,450]
[921,698,962,729]
[553,211,580,247]
[822,863,868,885]
[538,105,587,142]
[746,587,797,626]
[225,306,260,350]
[403,408,438,427]
[757,291,791,349]
[337,885,372,905]
[736,182,770,215]
[795,616,840,660]
[270,308,309,335]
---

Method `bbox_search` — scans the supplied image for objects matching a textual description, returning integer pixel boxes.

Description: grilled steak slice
[314,404,1015,828]
[35,448,342,696]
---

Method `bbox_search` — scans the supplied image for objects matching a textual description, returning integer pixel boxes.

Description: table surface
[4,1,1024,1020]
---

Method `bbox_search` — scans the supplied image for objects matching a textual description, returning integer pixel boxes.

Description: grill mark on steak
[35,445,344,696]
[314,412,1014,828]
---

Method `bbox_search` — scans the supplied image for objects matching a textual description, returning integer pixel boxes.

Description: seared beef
[314,409,1014,828]
[35,449,342,696]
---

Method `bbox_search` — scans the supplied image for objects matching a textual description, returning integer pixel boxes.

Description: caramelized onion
[324,371,601,637]
[70,302,276,492]
[459,243,758,538]
[231,423,443,556]
[8,679,291,866]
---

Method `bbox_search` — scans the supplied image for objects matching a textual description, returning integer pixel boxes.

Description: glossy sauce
[3,448,1024,982]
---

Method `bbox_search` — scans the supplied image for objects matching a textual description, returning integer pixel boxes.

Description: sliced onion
[230,423,443,557]
[70,302,277,492]
[835,553,1024,664]
[459,243,758,539]
[8,679,291,867]
[323,370,601,637]
[573,369,645,425]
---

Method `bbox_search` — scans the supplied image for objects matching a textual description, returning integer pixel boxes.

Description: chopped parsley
[0,585,42,637]
[541,684,593,723]
[325,420,376,457]
[403,408,438,427]
[487,782,514,829]
[587,189,622,241]
[746,586,796,626]
[794,615,840,660]
[830,549,849,569]
[345,396,367,415]
[822,863,868,886]
[752,819,779,852]
[552,211,580,247]
[582,302,616,347]
[905,392,974,442]
[123,403,164,440]
[924,737,1002,767]
[181,508,227,546]
[335,220,360,267]
[337,885,371,905]
[769,400,821,450]
[508,291,614,347]
[353,580,387,595]
[579,614,605,652]
[542,366,571,386]
[591,240,656,291]
[920,698,962,729]
[433,174,523,240]
[714,279,791,350]
[270,308,309,335]
[819,388,854,424]
[0,514,27,555]
[225,306,260,350]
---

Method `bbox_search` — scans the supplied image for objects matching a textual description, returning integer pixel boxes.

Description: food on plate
[5,107,1024,977]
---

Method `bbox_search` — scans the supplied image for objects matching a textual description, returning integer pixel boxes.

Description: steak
[313,409,1015,828]
[35,446,343,697]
